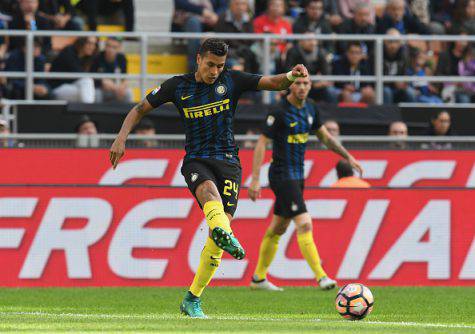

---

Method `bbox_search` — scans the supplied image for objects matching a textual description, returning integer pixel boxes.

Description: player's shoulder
[268,100,287,119]
[306,98,319,108]
[165,73,191,85]
[306,98,320,112]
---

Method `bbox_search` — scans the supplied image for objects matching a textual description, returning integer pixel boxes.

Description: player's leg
[251,214,291,291]
[211,160,245,260]
[180,160,244,318]
[293,212,337,290]
[180,162,226,318]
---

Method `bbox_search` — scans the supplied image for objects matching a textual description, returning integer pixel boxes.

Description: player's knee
[196,180,221,203]
[296,221,312,234]
[271,224,288,235]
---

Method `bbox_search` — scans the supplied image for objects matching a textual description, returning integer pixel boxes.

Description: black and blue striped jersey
[263,98,322,181]
[146,69,261,164]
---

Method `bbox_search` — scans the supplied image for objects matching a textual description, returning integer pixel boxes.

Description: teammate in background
[109,39,309,318]
[248,76,363,291]
[331,159,371,188]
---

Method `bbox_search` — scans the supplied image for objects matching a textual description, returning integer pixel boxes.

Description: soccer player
[109,39,309,318]
[248,76,363,291]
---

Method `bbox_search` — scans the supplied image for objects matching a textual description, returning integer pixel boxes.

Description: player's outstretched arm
[257,64,309,91]
[248,135,271,201]
[316,125,364,176]
[109,99,154,169]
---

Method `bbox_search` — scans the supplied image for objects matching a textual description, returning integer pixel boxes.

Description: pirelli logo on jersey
[287,133,309,144]
[183,99,230,119]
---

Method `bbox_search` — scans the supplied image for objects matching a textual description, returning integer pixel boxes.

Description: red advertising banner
[0,186,473,287]
[0,149,474,187]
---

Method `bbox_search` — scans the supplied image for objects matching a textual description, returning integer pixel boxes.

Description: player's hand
[348,156,364,177]
[248,178,261,202]
[110,137,125,169]
[291,64,308,78]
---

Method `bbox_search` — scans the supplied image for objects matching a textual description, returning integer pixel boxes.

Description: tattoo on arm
[324,135,351,160]
[135,101,145,115]
[276,73,292,91]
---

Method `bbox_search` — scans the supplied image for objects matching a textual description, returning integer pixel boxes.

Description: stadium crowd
[0,0,474,105]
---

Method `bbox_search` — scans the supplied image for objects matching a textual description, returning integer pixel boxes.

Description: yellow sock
[203,201,231,233]
[297,231,327,281]
[254,229,281,281]
[189,237,223,297]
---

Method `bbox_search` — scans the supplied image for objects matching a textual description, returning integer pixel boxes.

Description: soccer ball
[335,283,374,320]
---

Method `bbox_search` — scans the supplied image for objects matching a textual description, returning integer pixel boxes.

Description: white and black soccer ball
[335,283,374,320]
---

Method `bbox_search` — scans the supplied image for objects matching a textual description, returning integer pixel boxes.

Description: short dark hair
[107,37,122,43]
[199,39,229,57]
[336,160,354,179]
[75,115,97,133]
[135,117,155,132]
[304,0,323,7]
[347,41,362,51]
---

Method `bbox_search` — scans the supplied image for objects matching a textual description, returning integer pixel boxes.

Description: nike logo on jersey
[181,95,193,100]
[226,202,235,207]
[290,122,298,127]
[210,256,221,260]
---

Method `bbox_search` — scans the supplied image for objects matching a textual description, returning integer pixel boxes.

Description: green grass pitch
[0,286,473,333]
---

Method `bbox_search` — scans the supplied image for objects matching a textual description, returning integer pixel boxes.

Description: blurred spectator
[409,0,446,34]
[336,2,375,58]
[430,0,455,34]
[322,0,343,27]
[76,115,98,134]
[75,115,99,147]
[388,120,408,149]
[90,37,132,103]
[134,117,157,148]
[0,14,9,61]
[422,110,453,149]
[330,42,375,104]
[407,48,442,104]
[376,0,430,35]
[215,0,258,73]
[284,32,334,102]
[436,28,470,102]
[337,0,375,22]
[77,0,134,32]
[457,45,475,103]
[0,1,18,15]
[4,38,51,99]
[0,118,15,148]
[426,110,453,135]
[293,0,333,51]
[389,121,408,137]
[287,0,304,19]
[253,0,292,54]
[49,37,97,103]
[331,159,370,188]
[9,0,53,53]
[38,0,83,30]
[323,119,340,137]
[383,29,416,104]
[453,0,475,34]
[173,0,227,71]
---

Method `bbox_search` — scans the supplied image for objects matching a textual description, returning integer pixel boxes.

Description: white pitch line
[0,311,474,330]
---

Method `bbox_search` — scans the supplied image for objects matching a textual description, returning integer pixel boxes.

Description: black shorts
[181,158,242,216]
[269,178,307,218]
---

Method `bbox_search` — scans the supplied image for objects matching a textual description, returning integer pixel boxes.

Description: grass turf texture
[0,287,473,333]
